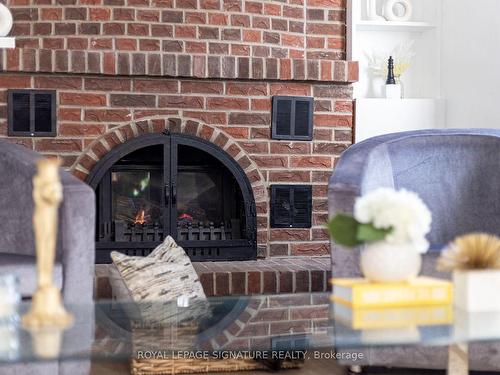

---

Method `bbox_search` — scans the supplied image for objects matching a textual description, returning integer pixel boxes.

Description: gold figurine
[22,158,73,329]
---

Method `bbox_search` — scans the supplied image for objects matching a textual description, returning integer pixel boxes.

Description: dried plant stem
[437,233,500,272]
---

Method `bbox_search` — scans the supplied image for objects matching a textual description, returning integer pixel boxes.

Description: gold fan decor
[437,233,500,312]
[437,233,500,271]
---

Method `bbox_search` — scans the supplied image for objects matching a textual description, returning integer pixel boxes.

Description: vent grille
[8,90,56,137]
[276,99,293,137]
[272,96,313,140]
[34,93,54,133]
[11,93,30,133]
[272,187,292,226]
[294,100,311,137]
[292,187,312,226]
[271,185,312,228]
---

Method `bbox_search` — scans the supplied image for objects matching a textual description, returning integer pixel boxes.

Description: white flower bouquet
[328,188,432,253]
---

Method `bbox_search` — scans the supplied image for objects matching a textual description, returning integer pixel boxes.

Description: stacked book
[331,277,453,334]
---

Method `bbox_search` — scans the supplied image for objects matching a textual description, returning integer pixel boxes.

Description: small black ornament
[386,56,396,85]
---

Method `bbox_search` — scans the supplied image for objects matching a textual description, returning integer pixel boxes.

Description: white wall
[441,0,500,129]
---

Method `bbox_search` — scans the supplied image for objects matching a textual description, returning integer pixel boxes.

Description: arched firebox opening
[87,132,257,263]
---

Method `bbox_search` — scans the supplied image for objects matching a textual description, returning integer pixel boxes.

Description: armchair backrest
[386,132,500,246]
[0,141,41,256]
[330,129,500,249]
[0,140,94,258]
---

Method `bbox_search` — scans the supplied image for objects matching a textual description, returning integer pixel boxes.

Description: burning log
[134,209,146,225]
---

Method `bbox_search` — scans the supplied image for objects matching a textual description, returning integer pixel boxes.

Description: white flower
[354,188,432,253]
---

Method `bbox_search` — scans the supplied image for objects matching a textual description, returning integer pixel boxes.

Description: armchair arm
[59,175,95,304]
[328,184,363,278]
[58,176,95,375]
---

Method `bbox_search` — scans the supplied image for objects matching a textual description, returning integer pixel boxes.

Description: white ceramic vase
[360,241,422,282]
[361,326,420,345]
[366,0,385,21]
[383,0,413,22]
[453,270,500,311]
[0,4,13,37]
[384,83,402,99]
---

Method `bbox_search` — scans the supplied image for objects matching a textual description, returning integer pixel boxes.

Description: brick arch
[71,116,268,207]
[199,294,328,350]
[198,297,267,350]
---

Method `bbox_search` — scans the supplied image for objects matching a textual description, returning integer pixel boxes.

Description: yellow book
[330,277,453,308]
[331,302,453,330]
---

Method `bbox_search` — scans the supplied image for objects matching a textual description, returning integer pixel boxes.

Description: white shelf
[357,97,441,101]
[348,0,445,139]
[355,98,445,142]
[356,21,436,32]
[0,37,15,49]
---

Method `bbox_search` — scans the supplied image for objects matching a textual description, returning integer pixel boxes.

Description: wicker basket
[110,265,302,374]
[131,357,302,374]
[131,324,303,374]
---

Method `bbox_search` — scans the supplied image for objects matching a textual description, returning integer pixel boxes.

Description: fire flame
[134,209,146,225]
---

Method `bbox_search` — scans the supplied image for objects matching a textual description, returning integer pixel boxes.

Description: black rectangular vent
[272,96,313,140]
[271,185,312,228]
[8,90,56,137]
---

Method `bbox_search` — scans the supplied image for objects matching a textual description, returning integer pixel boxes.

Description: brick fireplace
[1,0,357,294]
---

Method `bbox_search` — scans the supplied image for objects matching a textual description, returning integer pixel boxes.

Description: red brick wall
[218,294,329,349]
[5,0,347,77]
[199,293,330,350]
[0,0,357,259]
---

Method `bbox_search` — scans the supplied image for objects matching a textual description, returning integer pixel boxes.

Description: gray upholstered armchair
[329,129,500,371]
[0,140,95,375]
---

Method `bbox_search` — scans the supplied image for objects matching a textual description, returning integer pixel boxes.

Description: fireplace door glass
[111,170,163,226]
[175,144,244,241]
[177,171,223,225]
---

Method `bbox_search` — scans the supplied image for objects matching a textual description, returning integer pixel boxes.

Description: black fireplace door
[89,133,257,263]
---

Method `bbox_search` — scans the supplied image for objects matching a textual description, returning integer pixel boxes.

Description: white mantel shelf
[0,37,15,49]
[357,20,436,32]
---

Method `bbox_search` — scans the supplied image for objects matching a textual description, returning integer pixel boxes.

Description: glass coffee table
[0,293,494,374]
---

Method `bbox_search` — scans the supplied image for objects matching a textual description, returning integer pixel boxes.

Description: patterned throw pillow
[148,235,190,262]
[110,236,207,325]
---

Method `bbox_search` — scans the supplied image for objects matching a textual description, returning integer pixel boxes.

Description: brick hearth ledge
[95,257,330,298]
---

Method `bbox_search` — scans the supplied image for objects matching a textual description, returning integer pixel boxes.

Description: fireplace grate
[114,221,164,242]
[113,220,240,242]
